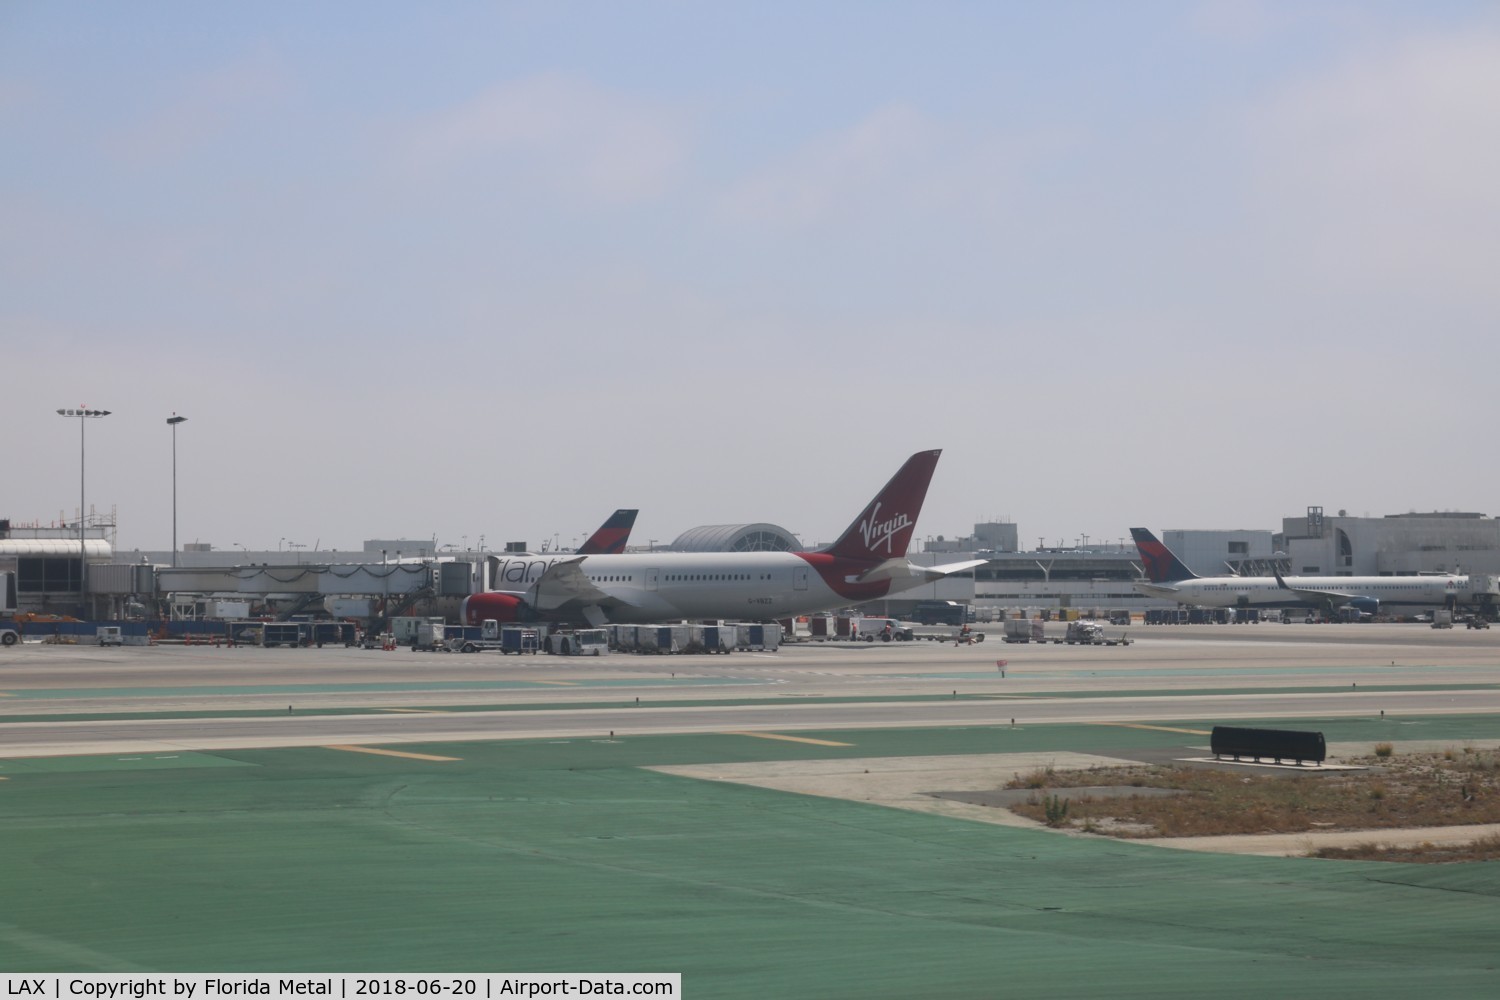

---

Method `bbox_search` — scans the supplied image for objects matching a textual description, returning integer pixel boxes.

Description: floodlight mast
[167,414,187,567]
[56,407,111,613]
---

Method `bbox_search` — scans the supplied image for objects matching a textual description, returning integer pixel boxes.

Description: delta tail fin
[577,509,638,555]
[1130,527,1199,584]
[820,450,941,561]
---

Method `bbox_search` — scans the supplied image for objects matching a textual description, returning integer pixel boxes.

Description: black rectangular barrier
[1210,726,1326,766]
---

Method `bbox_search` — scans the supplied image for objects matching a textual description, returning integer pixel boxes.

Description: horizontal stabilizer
[850,558,987,585]
[917,558,989,582]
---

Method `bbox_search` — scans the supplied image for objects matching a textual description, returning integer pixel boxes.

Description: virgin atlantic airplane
[461,449,984,627]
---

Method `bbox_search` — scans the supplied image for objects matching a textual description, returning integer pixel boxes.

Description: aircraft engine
[460,591,531,626]
[1344,596,1379,616]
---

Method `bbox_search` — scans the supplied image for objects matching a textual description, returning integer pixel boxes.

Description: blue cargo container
[501,627,540,654]
[299,621,357,646]
[262,623,302,647]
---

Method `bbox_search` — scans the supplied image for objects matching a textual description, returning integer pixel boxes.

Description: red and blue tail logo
[1130,527,1197,583]
[578,509,638,555]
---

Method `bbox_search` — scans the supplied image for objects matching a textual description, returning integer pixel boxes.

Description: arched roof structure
[668,523,802,553]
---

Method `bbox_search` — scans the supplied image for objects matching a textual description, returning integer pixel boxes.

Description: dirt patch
[1008,746,1500,862]
[650,752,1141,828]
[652,741,1500,862]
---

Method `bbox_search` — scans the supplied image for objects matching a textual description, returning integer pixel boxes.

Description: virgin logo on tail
[821,449,940,563]
[859,502,913,556]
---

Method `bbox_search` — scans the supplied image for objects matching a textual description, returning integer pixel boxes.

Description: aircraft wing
[1273,570,1360,605]
[850,558,988,585]
[529,556,640,621]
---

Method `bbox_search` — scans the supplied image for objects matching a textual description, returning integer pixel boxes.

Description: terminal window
[17,557,82,594]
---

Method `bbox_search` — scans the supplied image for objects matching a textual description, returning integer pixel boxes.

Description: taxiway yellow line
[374,707,450,714]
[724,731,854,747]
[531,680,578,686]
[1092,722,1213,736]
[325,745,462,762]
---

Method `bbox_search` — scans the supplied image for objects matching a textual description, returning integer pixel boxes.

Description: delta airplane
[497,509,638,557]
[1130,527,1462,616]
[461,450,985,627]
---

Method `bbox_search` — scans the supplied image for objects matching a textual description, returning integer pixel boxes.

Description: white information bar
[2,976,679,1000]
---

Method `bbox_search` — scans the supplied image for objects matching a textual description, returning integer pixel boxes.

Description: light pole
[57,407,111,613]
[167,414,187,567]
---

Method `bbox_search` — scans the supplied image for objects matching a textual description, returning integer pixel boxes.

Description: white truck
[393,616,445,646]
[855,617,916,642]
[548,629,609,655]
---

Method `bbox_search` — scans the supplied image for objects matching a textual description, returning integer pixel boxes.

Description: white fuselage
[484,550,930,623]
[1136,574,1463,609]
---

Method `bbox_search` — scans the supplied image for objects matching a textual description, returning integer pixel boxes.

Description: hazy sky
[5,1,1498,556]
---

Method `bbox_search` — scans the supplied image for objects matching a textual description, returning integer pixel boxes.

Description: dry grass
[1006,749,1500,863]
[1312,832,1500,863]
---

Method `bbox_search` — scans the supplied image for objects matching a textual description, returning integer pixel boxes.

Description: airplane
[417,510,638,621]
[1129,527,1463,617]
[462,449,985,627]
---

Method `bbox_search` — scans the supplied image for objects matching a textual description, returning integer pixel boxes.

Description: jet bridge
[154,562,437,599]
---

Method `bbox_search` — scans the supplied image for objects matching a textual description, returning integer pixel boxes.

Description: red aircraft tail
[577,509,638,555]
[819,450,941,562]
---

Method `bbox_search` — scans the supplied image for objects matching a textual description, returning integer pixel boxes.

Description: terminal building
[865,513,1500,618]
[7,507,1500,623]
[1279,507,1500,577]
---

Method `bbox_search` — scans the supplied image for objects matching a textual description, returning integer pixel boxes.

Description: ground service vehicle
[858,618,915,641]
[449,620,541,654]
[392,616,445,645]
[911,600,968,626]
[548,629,608,655]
